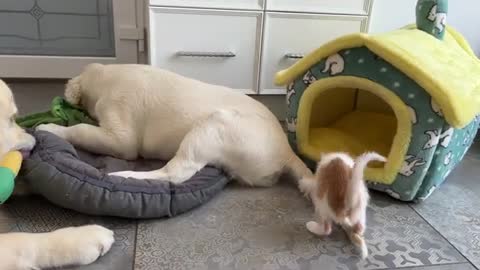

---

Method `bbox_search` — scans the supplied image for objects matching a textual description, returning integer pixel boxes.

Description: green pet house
[276,0,480,201]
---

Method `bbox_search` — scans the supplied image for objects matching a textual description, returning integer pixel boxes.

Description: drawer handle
[176,51,236,58]
[285,53,304,59]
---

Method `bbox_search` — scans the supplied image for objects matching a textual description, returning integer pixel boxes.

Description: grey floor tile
[399,262,476,269]
[1,196,136,270]
[412,149,480,269]
[135,183,464,270]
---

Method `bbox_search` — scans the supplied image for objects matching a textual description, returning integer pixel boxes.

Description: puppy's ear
[64,77,82,105]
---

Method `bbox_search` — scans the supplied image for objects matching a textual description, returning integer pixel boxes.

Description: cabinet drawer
[267,0,372,15]
[260,12,368,94]
[149,8,262,93]
[149,0,264,11]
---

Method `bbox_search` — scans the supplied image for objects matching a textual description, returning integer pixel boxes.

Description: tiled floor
[1,140,479,270]
[3,82,480,269]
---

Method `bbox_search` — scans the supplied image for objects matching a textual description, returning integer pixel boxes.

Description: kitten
[299,152,386,258]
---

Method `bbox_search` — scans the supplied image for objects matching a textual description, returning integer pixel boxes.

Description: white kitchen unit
[148,0,373,94]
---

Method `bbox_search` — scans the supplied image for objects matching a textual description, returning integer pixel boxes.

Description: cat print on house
[407,106,418,124]
[444,151,453,166]
[463,131,472,146]
[322,53,345,76]
[427,5,447,32]
[302,70,316,85]
[400,155,426,177]
[423,127,454,149]
[286,117,297,132]
[286,82,296,107]
[430,98,443,117]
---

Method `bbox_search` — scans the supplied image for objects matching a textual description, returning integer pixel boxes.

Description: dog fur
[299,152,386,258]
[37,64,312,187]
[0,80,114,270]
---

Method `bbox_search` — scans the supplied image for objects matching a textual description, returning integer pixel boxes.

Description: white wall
[369,0,480,56]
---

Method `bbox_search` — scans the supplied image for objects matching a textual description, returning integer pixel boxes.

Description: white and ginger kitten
[299,152,387,258]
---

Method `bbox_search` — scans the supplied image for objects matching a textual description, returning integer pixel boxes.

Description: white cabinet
[260,13,368,94]
[149,0,264,11]
[149,8,262,93]
[148,1,372,94]
[267,0,372,15]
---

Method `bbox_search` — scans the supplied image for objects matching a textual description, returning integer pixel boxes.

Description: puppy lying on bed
[37,64,312,187]
[0,80,114,270]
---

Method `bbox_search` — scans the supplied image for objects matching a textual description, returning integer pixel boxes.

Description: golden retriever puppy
[0,80,114,270]
[37,64,312,187]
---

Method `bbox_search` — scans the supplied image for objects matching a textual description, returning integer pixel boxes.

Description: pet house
[276,0,480,201]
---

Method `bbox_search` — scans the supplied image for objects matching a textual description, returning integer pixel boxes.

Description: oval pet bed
[19,131,230,218]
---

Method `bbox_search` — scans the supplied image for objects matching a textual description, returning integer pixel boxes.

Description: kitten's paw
[306,221,331,236]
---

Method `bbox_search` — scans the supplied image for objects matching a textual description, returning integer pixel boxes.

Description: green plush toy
[16,96,97,128]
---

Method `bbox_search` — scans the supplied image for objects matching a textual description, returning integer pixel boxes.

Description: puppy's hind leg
[110,110,231,183]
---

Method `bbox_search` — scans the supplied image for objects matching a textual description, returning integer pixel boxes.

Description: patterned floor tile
[412,150,480,269]
[0,196,136,270]
[401,263,476,269]
[135,183,464,270]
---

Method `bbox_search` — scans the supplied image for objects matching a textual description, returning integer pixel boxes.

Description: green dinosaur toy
[17,97,97,128]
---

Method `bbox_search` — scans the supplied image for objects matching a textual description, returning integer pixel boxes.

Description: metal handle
[176,51,236,58]
[285,53,304,59]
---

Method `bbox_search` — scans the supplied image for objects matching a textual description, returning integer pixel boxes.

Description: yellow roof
[275,26,480,128]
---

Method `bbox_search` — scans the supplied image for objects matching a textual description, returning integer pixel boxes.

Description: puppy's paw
[36,124,68,139]
[109,170,168,181]
[63,225,115,265]
[109,170,145,179]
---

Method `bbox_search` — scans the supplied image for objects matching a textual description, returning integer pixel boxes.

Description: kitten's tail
[352,152,387,184]
[346,152,387,207]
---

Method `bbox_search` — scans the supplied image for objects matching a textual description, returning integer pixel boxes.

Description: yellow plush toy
[0,151,22,204]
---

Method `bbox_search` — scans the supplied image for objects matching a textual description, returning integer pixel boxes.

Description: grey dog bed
[19,131,230,218]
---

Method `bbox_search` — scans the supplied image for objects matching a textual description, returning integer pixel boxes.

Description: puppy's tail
[286,153,313,182]
[65,75,83,106]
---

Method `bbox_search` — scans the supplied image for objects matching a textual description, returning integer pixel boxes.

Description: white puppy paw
[109,170,168,181]
[36,124,68,139]
[109,170,146,179]
[64,225,115,265]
